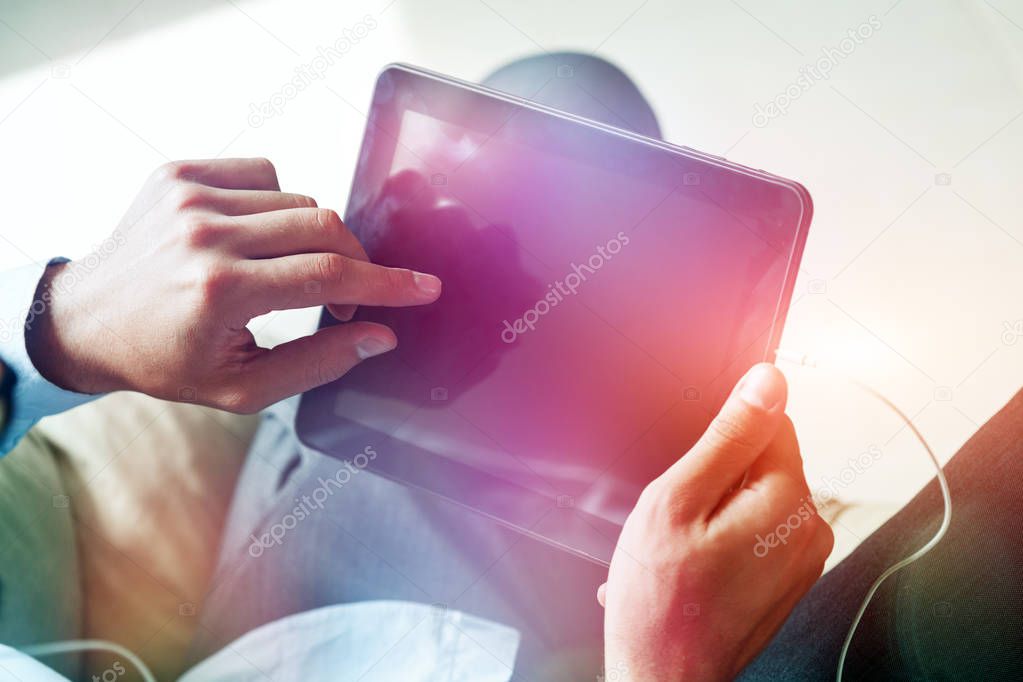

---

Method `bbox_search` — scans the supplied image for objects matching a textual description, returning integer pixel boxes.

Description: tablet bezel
[296,63,812,566]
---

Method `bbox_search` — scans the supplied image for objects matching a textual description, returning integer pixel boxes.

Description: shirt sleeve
[0,644,71,681]
[0,261,101,455]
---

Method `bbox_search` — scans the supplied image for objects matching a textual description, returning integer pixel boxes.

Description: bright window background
[1,0,1021,563]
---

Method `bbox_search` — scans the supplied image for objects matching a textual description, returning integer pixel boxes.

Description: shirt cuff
[0,260,101,455]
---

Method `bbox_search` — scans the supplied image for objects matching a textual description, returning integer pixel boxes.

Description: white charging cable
[16,639,156,682]
[774,349,952,682]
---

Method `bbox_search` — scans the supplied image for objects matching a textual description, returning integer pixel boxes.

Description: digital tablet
[296,63,812,565]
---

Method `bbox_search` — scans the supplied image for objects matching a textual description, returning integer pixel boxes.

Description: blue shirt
[0,262,97,453]
[0,263,520,681]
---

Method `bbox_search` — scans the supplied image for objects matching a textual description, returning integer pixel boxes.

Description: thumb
[240,322,397,411]
[661,363,788,512]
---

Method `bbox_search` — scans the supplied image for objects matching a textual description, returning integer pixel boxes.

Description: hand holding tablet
[601,363,833,680]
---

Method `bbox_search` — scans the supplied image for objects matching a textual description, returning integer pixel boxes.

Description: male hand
[26,158,441,412]
[600,363,833,681]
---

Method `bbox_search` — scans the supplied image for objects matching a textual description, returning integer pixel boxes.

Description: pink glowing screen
[297,65,811,560]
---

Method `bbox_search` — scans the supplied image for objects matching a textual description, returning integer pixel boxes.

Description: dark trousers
[740,389,1023,681]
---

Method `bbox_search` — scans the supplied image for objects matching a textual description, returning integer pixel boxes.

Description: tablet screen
[297,65,810,550]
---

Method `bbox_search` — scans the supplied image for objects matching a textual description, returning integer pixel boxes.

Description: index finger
[712,416,809,524]
[236,253,442,315]
[169,157,281,191]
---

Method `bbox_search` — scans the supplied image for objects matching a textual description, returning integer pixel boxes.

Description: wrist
[605,630,699,682]
[24,262,118,395]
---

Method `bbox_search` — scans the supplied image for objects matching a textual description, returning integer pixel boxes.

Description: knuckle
[181,216,222,249]
[796,519,833,570]
[313,208,343,235]
[776,473,809,503]
[153,161,181,183]
[155,160,197,184]
[706,412,756,453]
[198,262,234,303]
[309,356,347,386]
[170,183,207,211]
[252,157,276,177]
[383,266,416,292]
[635,478,665,510]
[217,389,262,415]
[313,252,346,284]
[635,476,693,525]
[814,520,835,559]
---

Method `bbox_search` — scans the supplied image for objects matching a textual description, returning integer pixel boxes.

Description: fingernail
[413,272,442,297]
[355,337,396,360]
[738,364,785,411]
